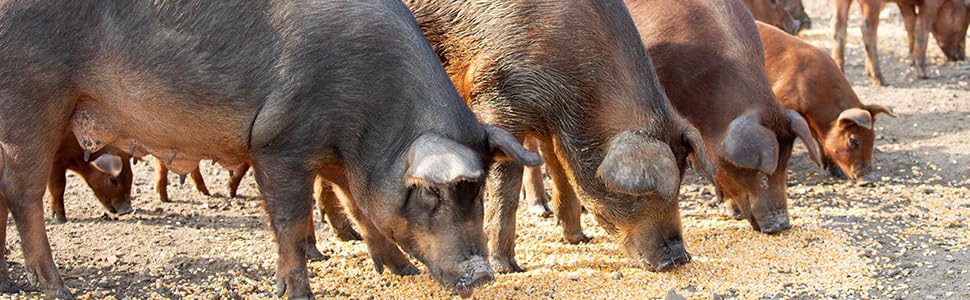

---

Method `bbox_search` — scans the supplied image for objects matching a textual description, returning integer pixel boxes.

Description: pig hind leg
[832,0,852,71]
[859,0,886,85]
[155,159,171,202]
[539,138,590,244]
[314,177,361,241]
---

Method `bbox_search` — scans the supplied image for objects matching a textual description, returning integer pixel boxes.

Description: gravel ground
[2,0,968,299]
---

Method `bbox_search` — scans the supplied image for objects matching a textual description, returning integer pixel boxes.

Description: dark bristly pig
[48,132,133,223]
[626,0,821,233]
[399,0,715,273]
[0,0,539,298]
[757,22,895,185]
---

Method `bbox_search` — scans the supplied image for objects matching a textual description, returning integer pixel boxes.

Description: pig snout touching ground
[933,0,970,61]
[628,0,820,234]
[402,0,714,273]
[741,0,800,34]
[758,22,897,186]
[0,0,541,298]
[48,132,134,223]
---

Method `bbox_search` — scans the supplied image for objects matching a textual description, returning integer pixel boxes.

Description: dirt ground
[3,0,968,299]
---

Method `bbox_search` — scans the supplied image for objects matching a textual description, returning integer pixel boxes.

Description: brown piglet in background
[742,0,801,34]
[49,132,133,223]
[758,22,895,184]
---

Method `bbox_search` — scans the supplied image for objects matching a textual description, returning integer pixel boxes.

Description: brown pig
[831,0,965,85]
[386,0,717,274]
[627,0,821,232]
[757,22,896,184]
[49,132,133,223]
[933,0,970,61]
[742,0,800,34]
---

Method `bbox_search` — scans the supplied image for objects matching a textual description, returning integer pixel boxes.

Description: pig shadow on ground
[3,256,275,298]
[56,209,265,231]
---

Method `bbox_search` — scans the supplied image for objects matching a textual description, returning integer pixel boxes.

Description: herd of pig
[0,0,965,299]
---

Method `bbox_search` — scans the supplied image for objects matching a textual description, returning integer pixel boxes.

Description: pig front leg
[251,158,314,299]
[322,174,417,275]
[832,0,852,72]
[189,167,210,196]
[47,164,69,223]
[484,160,525,273]
[859,0,886,85]
[227,163,250,198]
[0,198,18,293]
[155,159,171,202]
[538,138,590,244]
[521,137,551,218]
[313,177,362,241]
[911,0,943,79]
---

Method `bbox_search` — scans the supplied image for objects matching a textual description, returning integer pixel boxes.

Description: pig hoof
[159,196,171,203]
[54,216,68,224]
[563,231,591,244]
[489,257,525,273]
[527,203,552,218]
[0,280,19,293]
[48,286,73,300]
[305,246,327,262]
[334,228,363,242]
[727,206,743,220]
[391,263,420,276]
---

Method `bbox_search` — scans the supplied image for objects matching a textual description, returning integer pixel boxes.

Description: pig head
[820,106,895,183]
[741,0,800,34]
[719,110,819,233]
[934,0,970,61]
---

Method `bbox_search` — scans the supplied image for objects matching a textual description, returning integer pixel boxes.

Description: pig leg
[911,0,942,79]
[189,166,211,196]
[832,0,852,71]
[250,158,313,299]
[0,150,72,297]
[0,200,17,293]
[313,177,361,241]
[484,160,526,273]
[303,205,327,262]
[323,173,417,275]
[522,137,551,218]
[155,159,171,202]
[859,0,886,85]
[539,139,590,244]
[46,164,69,223]
[227,163,250,198]
[899,3,918,57]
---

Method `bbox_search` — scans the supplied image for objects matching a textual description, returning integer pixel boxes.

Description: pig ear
[788,110,821,167]
[865,104,896,118]
[723,114,780,174]
[90,153,124,177]
[837,108,873,130]
[596,129,680,198]
[682,125,717,184]
[484,125,542,167]
[405,134,484,187]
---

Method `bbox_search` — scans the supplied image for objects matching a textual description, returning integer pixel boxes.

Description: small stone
[664,289,686,300]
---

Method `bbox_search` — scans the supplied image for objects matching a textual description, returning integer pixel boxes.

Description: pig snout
[854,173,878,187]
[114,201,134,216]
[752,210,792,234]
[651,242,692,272]
[788,20,801,35]
[453,256,494,298]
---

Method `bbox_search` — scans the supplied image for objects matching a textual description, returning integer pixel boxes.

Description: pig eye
[107,177,119,186]
[848,137,862,149]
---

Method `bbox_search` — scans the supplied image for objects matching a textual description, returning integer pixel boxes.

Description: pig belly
[70,100,249,176]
